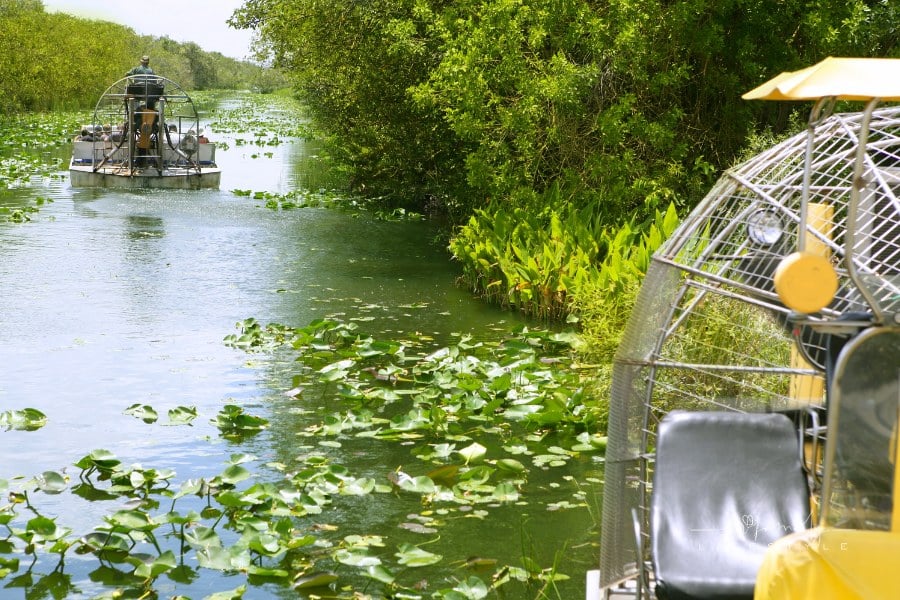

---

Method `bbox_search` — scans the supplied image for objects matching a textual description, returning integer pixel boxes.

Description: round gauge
[746,209,784,246]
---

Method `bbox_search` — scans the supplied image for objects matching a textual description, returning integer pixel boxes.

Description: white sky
[42,0,256,60]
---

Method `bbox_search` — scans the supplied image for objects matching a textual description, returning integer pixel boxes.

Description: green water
[0,96,601,599]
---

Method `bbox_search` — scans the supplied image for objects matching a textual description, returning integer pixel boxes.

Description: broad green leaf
[364,565,395,584]
[0,408,47,431]
[247,532,281,556]
[247,564,289,578]
[184,526,221,551]
[124,404,158,423]
[227,453,257,465]
[133,550,177,578]
[80,531,131,553]
[197,546,237,571]
[448,576,489,599]
[26,516,58,538]
[398,475,436,495]
[495,459,527,474]
[457,442,487,464]
[167,405,198,425]
[203,585,246,599]
[129,470,146,489]
[220,465,251,485]
[37,471,67,494]
[74,449,121,472]
[395,543,442,567]
[106,509,154,531]
[173,478,203,499]
[0,556,19,578]
[334,548,381,567]
[294,572,339,589]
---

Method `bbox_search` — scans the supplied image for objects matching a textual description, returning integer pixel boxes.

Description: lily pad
[124,404,158,423]
[395,543,442,567]
[293,572,338,589]
[457,442,487,464]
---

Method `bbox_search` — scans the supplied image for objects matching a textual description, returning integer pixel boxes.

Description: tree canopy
[0,0,275,113]
[233,0,898,220]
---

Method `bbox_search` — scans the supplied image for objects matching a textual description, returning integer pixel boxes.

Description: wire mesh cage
[73,75,205,174]
[92,75,201,146]
[598,104,900,591]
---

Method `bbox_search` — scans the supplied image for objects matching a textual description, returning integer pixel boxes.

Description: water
[0,102,601,599]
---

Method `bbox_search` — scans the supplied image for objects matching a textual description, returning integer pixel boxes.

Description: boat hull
[69,164,221,189]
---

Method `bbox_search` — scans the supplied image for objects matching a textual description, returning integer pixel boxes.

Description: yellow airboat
[587,57,900,600]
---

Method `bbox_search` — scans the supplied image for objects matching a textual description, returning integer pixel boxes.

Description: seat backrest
[651,411,811,600]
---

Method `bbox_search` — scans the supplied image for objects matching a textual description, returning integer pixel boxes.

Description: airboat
[587,57,900,600]
[69,75,220,189]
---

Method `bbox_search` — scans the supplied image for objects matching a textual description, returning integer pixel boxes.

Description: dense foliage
[232,0,898,320]
[0,0,276,113]
[230,0,466,205]
[234,0,897,213]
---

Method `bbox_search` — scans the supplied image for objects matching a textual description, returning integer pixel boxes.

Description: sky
[41,0,256,60]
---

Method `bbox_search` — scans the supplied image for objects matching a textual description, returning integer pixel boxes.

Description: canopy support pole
[799,97,836,253]
[845,97,884,324]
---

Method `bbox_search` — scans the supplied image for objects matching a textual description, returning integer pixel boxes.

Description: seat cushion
[652,411,811,600]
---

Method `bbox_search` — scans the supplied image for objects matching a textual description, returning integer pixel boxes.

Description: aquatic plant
[450,201,679,320]
[0,408,47,431]
[199,92,311,142]
[0,319,604,598]
[230,188,345,211]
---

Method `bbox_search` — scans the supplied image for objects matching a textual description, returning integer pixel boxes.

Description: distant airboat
[69,75,220,189]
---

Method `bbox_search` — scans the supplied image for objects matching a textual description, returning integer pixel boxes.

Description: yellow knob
[773,251,838,313]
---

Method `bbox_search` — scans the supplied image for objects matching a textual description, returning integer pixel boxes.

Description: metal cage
[598,104,900,593]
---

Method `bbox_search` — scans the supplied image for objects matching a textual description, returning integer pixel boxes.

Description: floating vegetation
[0,112,81,152]
[0,408,47,431]
[231,188,426,221]
[0,196,53,222]
[0,156,65,190]
[0,318,603,598]
[199,91,312,144]
[124,403,199,426]
[222,317,596,433]
[374,206,425,222]
[0,111,84,189]
[231,187,346,210]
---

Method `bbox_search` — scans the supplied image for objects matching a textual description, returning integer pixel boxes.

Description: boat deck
[586,569,649,600]
[70,139,220,188]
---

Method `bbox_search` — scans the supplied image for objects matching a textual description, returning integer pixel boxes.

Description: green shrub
[451,200,679,322]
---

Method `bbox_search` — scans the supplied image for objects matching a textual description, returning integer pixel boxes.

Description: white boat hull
[69,163,221,189]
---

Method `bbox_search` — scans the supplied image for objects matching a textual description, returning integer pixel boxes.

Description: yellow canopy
[743,57,900,101]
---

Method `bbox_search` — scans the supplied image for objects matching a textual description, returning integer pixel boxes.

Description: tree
[0,1,272,113]
[231,0,470,209]
[232,0,899,224]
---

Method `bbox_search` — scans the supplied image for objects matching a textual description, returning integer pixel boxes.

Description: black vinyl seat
[651,411,811,600]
